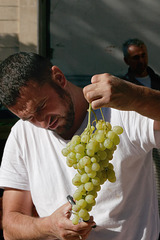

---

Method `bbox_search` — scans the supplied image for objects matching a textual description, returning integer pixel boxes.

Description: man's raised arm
[83,73,160,121]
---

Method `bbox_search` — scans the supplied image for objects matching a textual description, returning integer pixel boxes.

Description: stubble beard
[53,92,75,139]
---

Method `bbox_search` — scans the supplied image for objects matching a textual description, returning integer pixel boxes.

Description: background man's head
[122,38,148,77]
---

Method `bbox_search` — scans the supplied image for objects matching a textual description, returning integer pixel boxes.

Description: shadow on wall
[0,33,37,63]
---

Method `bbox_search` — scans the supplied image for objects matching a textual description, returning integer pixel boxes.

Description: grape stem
[87,104,105,126]
[87,104,92,130]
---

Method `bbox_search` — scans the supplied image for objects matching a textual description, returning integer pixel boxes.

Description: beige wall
[0,0,38,63]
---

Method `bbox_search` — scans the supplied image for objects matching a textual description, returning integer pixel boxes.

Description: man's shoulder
[148,66,160,90]
[148,66,160,78]
[11,119,40,136]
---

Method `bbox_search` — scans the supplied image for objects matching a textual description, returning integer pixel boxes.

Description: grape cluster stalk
[62,104,123,225]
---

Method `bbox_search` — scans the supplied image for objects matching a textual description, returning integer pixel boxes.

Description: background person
[122,38,160,89]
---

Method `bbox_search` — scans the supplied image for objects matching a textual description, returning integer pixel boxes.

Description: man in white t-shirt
[1,52,160,240]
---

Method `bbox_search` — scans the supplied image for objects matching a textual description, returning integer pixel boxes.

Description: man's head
[0,52,75,138]
[122,38,148,77]
[0,52,53,107]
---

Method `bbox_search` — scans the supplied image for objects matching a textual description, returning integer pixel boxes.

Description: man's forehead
[9,96,39,117]
[20,80,41,94]
[128,44,147,52]
[9,81,46,116]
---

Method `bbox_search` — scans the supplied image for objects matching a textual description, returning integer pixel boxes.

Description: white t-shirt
[136,75,151,88]
[0,108,160,240]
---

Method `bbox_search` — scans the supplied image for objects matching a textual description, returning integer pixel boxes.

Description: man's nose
[35,113,48,128]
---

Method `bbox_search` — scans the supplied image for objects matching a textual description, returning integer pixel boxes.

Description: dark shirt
[123,66,160,90]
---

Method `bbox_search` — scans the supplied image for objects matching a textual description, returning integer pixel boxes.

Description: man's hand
[83,73,136,111]
[3,189,96,240]
[48,202,96,240]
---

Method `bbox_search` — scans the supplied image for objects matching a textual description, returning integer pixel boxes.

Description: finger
[91,73,111,84]
[83,87,102,103]
[91,97,108,109]
[63,202,73,219]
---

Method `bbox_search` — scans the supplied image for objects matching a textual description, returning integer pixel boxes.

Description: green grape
[76,152,84,160]
[88,171,97,178]
[77,199,87,209]
[84,165,92,173]
[96,132,105,143]
[90,199,96,206]
[67,152,76,161]
[106,122,112,130]
[96,121,103,130]
[92,177,100,186]
[91,162,100,172]
[83,212,90,221]
[107,130,116,140]
[73,190,82,201]
[107,169,116,183]
[72,173,81,186]
[86,149,95,157]
[62,104,123,224]
[77,169,85,175]
[112,126,123,135]
[68,143,75,152]
[104,138,113,149]
[78,209,88,218]
[97,150,107,161]
[73,163,78,169]
[78,158,85,169]
[88,189,98,198]
[61,148,69,156]
[86,141,97,152]
[81,134,90,143]
[72,204,81,212]
[85,194,95,204]
[71,135,81,144]
[91,157,97,163]
[94,185,101,192]
[82,156,91,166]
[84,182,94,191]
[72,214,80,225]
[81,173,90,183]
[108,163,114,170]
[99,170,108,185]
[75,144,85,153]
[98,142,106,151]
[113,134,120,145]
[101,159,109,168]
[66,158,74,167]
[77,162,83,170]
[85,204,93,212]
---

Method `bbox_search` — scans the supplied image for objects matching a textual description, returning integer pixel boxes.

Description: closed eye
[36,100,47,113]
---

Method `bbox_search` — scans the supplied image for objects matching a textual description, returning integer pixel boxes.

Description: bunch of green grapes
[62,105,123,225]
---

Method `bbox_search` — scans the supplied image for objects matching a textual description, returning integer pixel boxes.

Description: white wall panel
[49,0,160,85]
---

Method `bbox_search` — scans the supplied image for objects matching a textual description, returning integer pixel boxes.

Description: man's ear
[51,66,66,87]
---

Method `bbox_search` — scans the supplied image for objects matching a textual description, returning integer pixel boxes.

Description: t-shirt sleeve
[0,126,30,190]
[119,110,160,152]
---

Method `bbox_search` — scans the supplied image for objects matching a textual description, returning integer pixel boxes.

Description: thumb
[64,202,72,219]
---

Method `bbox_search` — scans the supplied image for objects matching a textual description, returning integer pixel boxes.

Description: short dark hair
[0,52,53,106]
[122,38,145,58]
